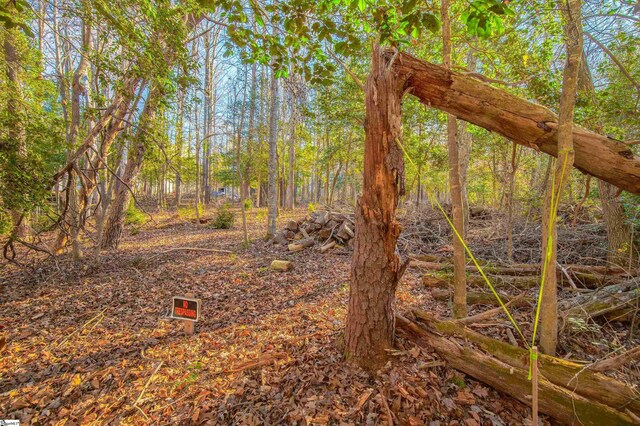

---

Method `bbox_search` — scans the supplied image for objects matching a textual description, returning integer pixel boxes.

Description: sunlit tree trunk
[244,63,258,202]
[540,0,583,356]
[346,45,407,370]
[577,49,637,268]
[236,64,249,245]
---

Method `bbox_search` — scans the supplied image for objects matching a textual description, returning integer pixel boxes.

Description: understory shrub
[212,204,234,229]
[125,202,145,226]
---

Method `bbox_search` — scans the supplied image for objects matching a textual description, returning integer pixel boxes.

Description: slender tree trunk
[267,69,279,237]
[55,11,92,259]
[458,49,476,231]
[506,143,520,263]
[236,65,249,245]
[195,98,201,221]
[285,99,296,210]
[175,89,185,207]
[244,63,258,201]
[441,0,467,318]
[345,45,408,370]
[3,21,29,238]
[540,0,583,356]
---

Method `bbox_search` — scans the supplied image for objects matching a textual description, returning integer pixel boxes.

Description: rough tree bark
[387,52,640,195]
[540,0,583,356]
[441,0,467,318]
[599,180,636,267]
[345,45,408,370]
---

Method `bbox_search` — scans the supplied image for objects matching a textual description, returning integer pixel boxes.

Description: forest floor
[1,206,637,425]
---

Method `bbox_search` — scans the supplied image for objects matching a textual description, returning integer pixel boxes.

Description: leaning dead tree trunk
[388,50,640,195]
[345,45,408,370]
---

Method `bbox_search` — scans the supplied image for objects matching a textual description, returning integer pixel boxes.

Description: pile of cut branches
[272,209,355,253]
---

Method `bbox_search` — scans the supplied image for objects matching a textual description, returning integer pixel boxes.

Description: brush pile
[273,210,355,253]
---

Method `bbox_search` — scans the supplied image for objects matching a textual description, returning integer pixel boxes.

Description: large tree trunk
[539,0,583,356]
[345,45,408,371]
[387,51,640,195]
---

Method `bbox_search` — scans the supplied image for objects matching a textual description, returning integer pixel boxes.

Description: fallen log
[590,346,640,372]
[411,255,640,277]
[424,271,541,289]
[453,294,530,325]
[397,315,637,425]
[391,49,640,194]
[431,289,532,307]
[561,280,639,323]
[411,260,626,288]
[410,310,640,417]
[288,237,315,252]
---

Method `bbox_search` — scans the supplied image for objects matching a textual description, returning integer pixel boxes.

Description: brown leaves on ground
[1,208,536,425]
